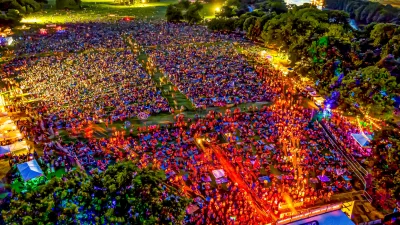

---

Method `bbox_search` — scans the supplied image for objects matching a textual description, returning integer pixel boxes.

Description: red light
[124,17,130,21]
[56,26,62,31]
[39,28,47,35]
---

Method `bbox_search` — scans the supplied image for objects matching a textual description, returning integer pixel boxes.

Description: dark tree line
[325,0,400,24]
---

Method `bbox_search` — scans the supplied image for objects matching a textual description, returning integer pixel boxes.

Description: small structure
[351,133,372,148]
[17,159,44,181]
[0,145,10,156]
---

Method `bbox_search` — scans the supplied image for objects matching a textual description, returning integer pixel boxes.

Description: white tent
[0,117,12,125]
[0,145,10,155]
[10,140,28,152]
[351,133,372,148]
[0,130,22,141]
[212,169,226,179]
[0,123,16,131]
[0,140,28,155]
[17,159,43,181]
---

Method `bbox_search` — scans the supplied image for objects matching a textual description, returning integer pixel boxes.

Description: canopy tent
[0,145,10,155]
[351,133,373,148]
[0,117,12,125]
[0,130,22,141]
[17,159,43,181]
[7,140,28,152]
[212,169,226,179]
[0,123,16,132]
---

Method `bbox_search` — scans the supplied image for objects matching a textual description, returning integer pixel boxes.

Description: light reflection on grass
[22,0,221,24]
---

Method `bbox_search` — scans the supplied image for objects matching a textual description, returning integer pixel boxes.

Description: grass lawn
[21,0,222,24]
[10,167,71,193]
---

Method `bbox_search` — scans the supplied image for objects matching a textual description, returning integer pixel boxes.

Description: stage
[287,210,355,225]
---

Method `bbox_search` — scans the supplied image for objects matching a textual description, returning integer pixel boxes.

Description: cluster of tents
[0,114,26,156]
[0,113,43,182]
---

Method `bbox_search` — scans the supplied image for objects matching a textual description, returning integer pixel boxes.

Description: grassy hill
[21,0,223,24]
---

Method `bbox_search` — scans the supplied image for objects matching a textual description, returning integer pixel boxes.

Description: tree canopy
[2,161,190,224]
[325,0,400,24]
[165,0,203,24]
[339,66,399,118]
[0,9,23,27]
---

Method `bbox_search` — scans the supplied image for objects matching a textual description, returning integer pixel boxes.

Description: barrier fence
[317,121,372,203]
[276,203,343,225]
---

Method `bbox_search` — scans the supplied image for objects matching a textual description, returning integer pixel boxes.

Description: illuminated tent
[10,140,28,152]
[0,145,10,155]
[0,141,28,155]
[0,123,16,131]
[351,133,373,148]
[17,159,43,181]
[0,117,12,125]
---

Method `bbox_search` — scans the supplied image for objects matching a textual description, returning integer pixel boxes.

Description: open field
[21,0,222,24]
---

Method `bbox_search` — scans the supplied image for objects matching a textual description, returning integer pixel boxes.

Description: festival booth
[212,169,228,184]
[9,140,29,153]
[0,122,16,131]
[0,130,23,142]
[0,145,11,156]
[17,159,44,181]
[351,133,373,148]
[0,116,12,125]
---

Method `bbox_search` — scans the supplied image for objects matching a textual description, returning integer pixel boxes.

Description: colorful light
[39,28,47,35]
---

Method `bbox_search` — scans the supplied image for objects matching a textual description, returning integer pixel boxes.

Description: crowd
[322,114,372,161]
[13,50,170,128]
[13,21,245,57]
[148,43,273,108]
[15,22,129,55]
[1,20,368,224]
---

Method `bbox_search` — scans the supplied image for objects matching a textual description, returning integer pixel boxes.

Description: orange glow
[209,145,277,222]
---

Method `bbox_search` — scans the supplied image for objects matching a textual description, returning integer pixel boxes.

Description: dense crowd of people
[14,50,170,127]
[323,114,372,160]
[1,20,379,224]
[149,43,270,107]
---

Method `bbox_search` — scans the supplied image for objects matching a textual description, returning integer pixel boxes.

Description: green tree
[0,9,23,27]
[217,5,236,18]
[166,4,183,22]
[208,18,236,31]
[2,162,191,224]
[327,10,349,25]
[382,34,400,59]
[247,12,276,40]
[243,16,257,33]
[339,66,399,120]
[370,23,397,47]
[235,10,265,30]
[166,0,203,24]
[260,0,287,14]
[184,1,203,24]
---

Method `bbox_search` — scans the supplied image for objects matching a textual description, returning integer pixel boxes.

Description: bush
[0,9,22,27]
[207,18,237,31]
[165,0,203,24]
[166,5,183,22]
